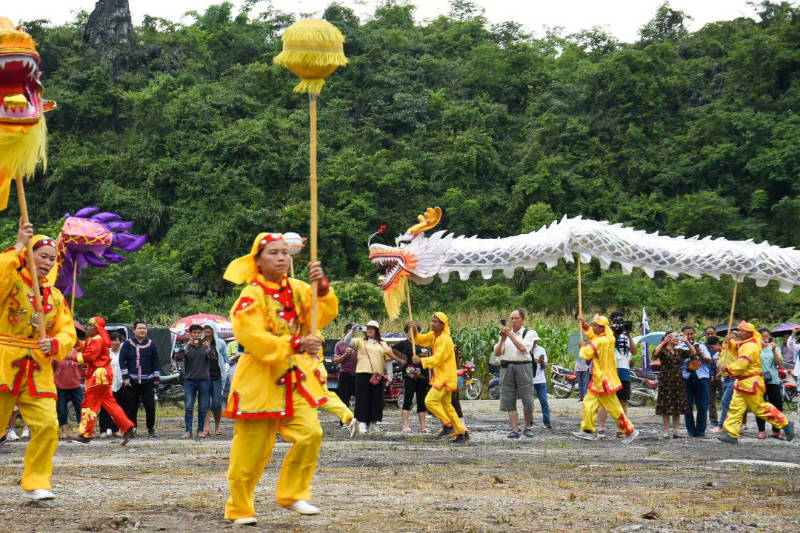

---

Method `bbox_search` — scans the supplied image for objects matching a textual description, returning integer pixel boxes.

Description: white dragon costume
[369,207,800,318]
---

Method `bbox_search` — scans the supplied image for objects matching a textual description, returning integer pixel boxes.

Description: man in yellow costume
[572,314,639,443]
[719,321,794,443]
[221,232,338,525]
[0,221,76,500]
[411,312,468,443]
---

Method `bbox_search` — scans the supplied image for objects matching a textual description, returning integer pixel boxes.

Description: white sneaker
[285,500,320,515]
[232,516,257,526]
[347,418,358,438]
[21,427,30,439]
[22,488,55,500]
[106,429,113,437]
[6,429,19,441]
[622,429,640,444]
[357,422,368,435]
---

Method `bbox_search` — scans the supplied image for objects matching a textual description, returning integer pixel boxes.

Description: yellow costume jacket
[223,273,337,419]
[415,331,457,392]
[725,338,764,395]
[0,248,76,398]
[583,325,622,395]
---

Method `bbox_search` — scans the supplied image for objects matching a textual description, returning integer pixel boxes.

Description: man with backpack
[493,309,537,439]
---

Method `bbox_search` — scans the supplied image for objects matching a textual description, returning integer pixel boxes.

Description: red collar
[252,275,298,324]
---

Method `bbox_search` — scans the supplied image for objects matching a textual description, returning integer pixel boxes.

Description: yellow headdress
[223,232,284,285]
[433,311,450,336]
[28,234,57,284]
[737,320,762,346]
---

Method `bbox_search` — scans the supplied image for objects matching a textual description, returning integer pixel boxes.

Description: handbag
[687,357,702,372]
[365,340,384,386]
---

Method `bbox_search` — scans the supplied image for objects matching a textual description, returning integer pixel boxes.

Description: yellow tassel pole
[404,279,416,359]
[289,256,295,279]
[273,18,347,338]
[577,255,584,343]
[15,176,45,340]
[309,93,319,336]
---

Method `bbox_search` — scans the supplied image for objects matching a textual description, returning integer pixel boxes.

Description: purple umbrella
[770,322,800,336]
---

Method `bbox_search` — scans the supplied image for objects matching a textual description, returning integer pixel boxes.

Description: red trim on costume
[251,277,299,325]
[290,335,303,354]
[233,297,255,315]
[733,376,765,395]
[3,356,56,399]
[582,323,590,331]
[257,233,284,252]
[293,368,327,407]
[49,338,59,356]
[736,356,752,363]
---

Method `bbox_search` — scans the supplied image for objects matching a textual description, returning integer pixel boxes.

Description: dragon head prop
[0,16,55,209]
[369,207,454,318]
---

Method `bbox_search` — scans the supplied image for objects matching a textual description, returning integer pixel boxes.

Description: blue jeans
[719,377,735,428]
[56,387,83,426]
[184,379,209,433]
[576,370,590,400]
[206,378,223,414]
[684,374,709,436]
[534,383,551,426]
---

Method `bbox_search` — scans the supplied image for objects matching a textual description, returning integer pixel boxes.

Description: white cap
[366,320,380,329]
[528,330,540,341]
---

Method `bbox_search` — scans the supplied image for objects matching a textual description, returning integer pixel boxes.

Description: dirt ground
[1,398,798,532]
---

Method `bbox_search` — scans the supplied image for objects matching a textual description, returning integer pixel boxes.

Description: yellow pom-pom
[273,19,348,95]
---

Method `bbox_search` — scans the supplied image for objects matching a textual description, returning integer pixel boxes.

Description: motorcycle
[628,368,659,407]
[155,357,185,408]
[458,361,482,400]
[550,364,577,399]
[488,372,500,400]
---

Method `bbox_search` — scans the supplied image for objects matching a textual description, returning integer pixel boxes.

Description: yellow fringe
[274,49,348,67]
[281,19,347,45]
[383,276,407,320]
[292,78,325,95]
[0,119,46,210]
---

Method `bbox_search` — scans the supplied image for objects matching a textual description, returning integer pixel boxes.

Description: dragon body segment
[369,208,800,318]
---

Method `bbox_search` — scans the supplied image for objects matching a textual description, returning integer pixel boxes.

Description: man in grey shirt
[493,309,536,438]
[174,325,215,438]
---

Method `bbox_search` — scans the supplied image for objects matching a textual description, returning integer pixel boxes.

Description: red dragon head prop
[0,16,56,210]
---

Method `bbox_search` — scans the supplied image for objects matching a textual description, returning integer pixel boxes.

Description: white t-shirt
[109,348,122,392]
[532,344,548,385]
[494,328,535,362]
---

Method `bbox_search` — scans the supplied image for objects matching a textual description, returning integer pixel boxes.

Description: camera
[611,316,632,334]
[354,325,367,332]
[500,319,507,327]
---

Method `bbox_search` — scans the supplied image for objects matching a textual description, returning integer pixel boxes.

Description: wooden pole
[577,255,584,342]
[727,281,739,335]
[404,279,416,358]
[15,177,46,340]
[70,261,77,312]
[309,93,319,336]
[289,257,295,279]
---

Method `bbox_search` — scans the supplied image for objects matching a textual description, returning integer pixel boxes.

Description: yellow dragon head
[0,17,55,209]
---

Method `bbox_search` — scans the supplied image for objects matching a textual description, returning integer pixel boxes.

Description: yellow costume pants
[425,386,466,435]
[320,388,353,424]
[723,389,787,439]
[580,390,634,435]
[0,381,59,491]
[224,394,323,520]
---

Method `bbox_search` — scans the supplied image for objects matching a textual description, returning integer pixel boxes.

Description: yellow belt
[0,334,40,350]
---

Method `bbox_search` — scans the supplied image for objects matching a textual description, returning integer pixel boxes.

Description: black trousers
[354,373,384,424]
[451,391,463,418]
[336,372,356,409]
[98,390,123,433]
[756,383,784,432]
[402,377,428,413]
[120,381,156,431]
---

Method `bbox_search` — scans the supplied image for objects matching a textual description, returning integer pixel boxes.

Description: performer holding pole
[411,312,468,443]
[0,223,76,500]
[572,314,639,443]
[718,321,794,443]
[222,233,338,524]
